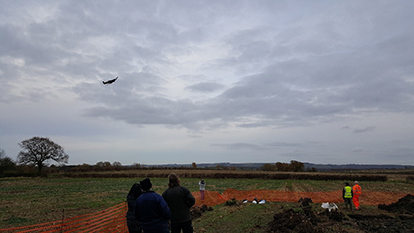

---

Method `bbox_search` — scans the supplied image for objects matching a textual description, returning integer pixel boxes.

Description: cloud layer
[1,1,413,165]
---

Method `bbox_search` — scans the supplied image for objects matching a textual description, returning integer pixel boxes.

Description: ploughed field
[1,170,413,232]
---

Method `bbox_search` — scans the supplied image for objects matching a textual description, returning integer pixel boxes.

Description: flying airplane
[102,76,118,85]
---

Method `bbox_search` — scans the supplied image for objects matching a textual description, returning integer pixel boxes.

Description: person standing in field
[352,181,362,210]
[343,182,353,210]
[198,179,206,201]
[126,183,143,233]
[134,178,170,233]
[162,173,196,233]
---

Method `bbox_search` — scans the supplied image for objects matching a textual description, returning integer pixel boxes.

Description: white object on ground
[321,202,338,212]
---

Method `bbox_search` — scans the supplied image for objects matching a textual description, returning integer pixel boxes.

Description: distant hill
[302,163,414,171]
[146,162,414,171]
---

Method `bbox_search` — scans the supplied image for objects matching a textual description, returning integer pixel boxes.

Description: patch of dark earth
[267,195,414,233]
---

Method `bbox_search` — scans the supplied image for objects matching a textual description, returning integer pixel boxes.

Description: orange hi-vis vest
[353,184,361,195]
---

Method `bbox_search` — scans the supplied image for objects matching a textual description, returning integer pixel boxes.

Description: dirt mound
[267,200,414,233]
[191,204,213,219]
[348,213,414,233]
[378,194,414,215]
[268,196,414,232]
[225,198,240,206]
[267,206,326,233]
[268,206,414,233]
[298,197,313,207]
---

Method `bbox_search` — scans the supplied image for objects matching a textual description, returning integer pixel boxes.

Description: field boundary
[193,189,412,207]
[60,172,387,181]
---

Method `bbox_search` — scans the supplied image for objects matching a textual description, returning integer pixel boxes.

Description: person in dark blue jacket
[134,178,170,233]
[126,183,143,233]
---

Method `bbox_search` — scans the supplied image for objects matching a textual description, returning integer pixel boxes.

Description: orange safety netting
[0,202,128,233]
[193,189,412,207]
[1,189,411,232]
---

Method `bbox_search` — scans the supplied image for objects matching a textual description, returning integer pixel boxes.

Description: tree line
[1,136,317,177]
[1,136,68,177]
[261,160,318,172]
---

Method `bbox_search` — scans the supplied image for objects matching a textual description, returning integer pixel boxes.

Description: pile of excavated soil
[348,213,414,233]
[191,204,213,219]
[268,207,324,233]
[267,206,351,233]
[378,194,414,215]
[267,197,414,233]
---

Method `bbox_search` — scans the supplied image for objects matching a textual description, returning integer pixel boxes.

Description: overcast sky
[1,0,413,166]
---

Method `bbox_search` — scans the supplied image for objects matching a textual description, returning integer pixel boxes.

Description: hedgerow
[60,171,387,181]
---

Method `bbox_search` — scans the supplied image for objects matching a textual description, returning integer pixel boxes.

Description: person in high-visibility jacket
[352,181,362,210]
[342,182,353,210]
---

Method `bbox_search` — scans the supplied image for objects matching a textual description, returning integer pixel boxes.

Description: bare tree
[17,137,69,174]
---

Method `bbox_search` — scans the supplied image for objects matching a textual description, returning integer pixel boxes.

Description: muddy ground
[268,194,414,233]
[192,194,414,233]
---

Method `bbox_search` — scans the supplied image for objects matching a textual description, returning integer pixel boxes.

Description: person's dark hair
[127,183,142,199]
[140,178,152,191]
[345,182,350,186]
[168,173,181,188]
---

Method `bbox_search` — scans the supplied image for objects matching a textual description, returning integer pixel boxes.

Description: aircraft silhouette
[102,76,118,85]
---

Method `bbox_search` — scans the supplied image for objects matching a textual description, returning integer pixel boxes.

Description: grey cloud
[237,122,274,128]
[80,58,414,130]
[185,82,225,93]
[351,148,365,153]
[211,143,266,151]
[68,0,414,132]
[210,141,314,152]
[353,126,376,134]
[82,96,202,127]
[2,1,414,165]
[264,142,302,148]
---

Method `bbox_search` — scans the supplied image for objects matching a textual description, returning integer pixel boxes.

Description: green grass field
[1,173,413,230]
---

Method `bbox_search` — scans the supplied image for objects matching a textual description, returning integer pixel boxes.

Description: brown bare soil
[378,194,414,215]
[191,191,414,232]
[193,189,412,207]
[190,194,414,233]
[266,194,414,233]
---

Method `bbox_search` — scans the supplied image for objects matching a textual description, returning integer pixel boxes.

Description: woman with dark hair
[162,173,195,233]
[126,183,142,233]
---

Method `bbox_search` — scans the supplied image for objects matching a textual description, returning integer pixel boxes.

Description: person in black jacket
[162,173,195,233]
[126,183,142,233]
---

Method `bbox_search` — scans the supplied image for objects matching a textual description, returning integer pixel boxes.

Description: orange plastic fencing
[1,189,411,232]
[0,202,128,233]
[193,189,412,207]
